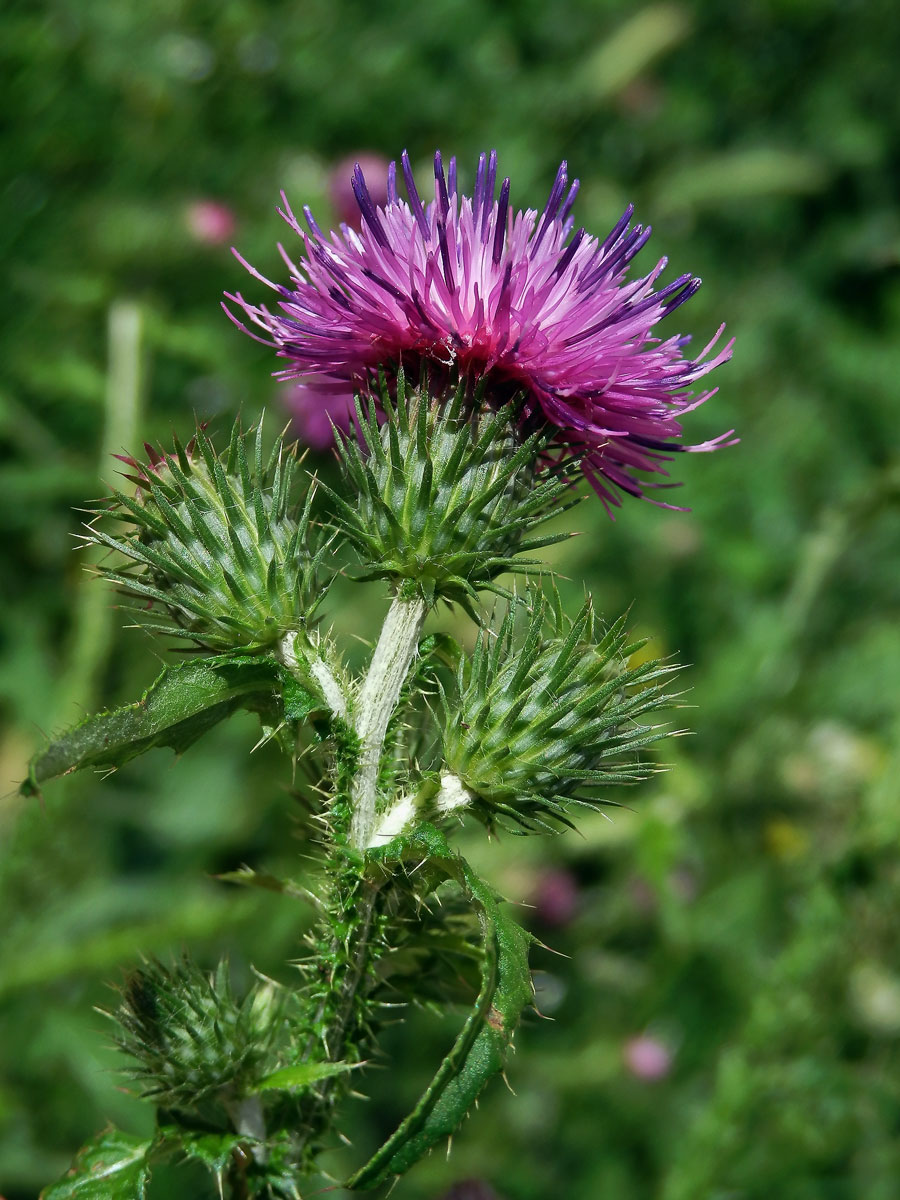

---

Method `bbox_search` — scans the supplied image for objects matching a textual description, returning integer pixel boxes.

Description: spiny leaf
[41,1127,152,1199]
[21,656,282,796]
[155,1127,245,1192]
[347,824,533,1189]
[215,867,316,905]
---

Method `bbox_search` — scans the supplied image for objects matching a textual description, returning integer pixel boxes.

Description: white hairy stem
[278,631,348,722]
[367,792,418,848]
[309,657,349,722]
[351,593,428,850]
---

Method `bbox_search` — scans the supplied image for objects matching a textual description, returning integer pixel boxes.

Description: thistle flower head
[438,591,678,833]
[226,149,735,510]
[87,420,326,654]
[111,959,287,1110]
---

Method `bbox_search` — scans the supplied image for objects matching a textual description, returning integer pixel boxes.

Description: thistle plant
[28,150,733,1198]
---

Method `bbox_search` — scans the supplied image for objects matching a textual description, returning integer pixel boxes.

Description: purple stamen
[492,177,510,265]
[474,152,487,220]
[553,228,586,278]
[351,166,389,249]
[434,151,450,218]
[533,161,567,251]
[481,151,498,239]
[401,150,429,237]
[560,178,580,223]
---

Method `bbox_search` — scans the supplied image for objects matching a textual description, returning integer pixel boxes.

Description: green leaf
[347,824,533,1190]
[155,1127,244,1192]
[214,866,317,906]
[41,1127,152,1199]
[21,655,282,796]
[254,1059,361,1093]
[278,670,322,722]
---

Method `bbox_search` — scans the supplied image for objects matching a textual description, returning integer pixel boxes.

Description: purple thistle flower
[225,150,735,509]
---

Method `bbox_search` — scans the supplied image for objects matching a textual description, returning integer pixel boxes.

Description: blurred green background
[2,0,899,1196]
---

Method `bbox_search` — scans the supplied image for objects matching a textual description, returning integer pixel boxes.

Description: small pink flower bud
[623,1034,673,1081]
[531,868,579,927]
[185,200,236,245]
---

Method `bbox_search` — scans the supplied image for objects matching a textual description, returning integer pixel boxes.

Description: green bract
[439,591,678,832]
[111,959,288,1111]
[323,372,577,609]
[87,421,326,653]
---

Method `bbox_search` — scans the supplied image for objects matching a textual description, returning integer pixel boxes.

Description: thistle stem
[226,1094,267,1155]
[350,592,427,850]
[278,631,349,722]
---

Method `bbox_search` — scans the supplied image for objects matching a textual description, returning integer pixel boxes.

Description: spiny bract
[322,371,577,609]
[439,590,679,832]
[87,420,326,653]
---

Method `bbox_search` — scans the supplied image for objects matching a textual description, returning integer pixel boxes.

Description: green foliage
[41,1127,152,1200]
[350,825,534,1189]
[440,591,676,832]
[324,373,576,608]
[156,1129,246,1193]
[3,1,900,1197]
[87,420,326,654]
[254,1060,360,1093]
[21,656,284,797]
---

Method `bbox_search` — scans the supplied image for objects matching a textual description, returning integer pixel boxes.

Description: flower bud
[185,199,236,245]
[324,373,576,610]
[88,420,326,653]
[623,1034,673,1081]
[111,959,287,1110]
[440,591,677,832]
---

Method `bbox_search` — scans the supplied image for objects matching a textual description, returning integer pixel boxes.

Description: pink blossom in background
[329,153,391,228]
[623,1034,673,1081]
[628,873,658,915]
[286,385,357,450]
[439,1181,505,1200]
[531,868,580,928]
[226,149,735,510]
[185,200,236,245]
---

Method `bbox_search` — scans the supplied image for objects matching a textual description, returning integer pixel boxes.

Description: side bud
[439,592,678,832]
[87,420,327,654]
[323,371,577,610]
[110,958,287,1113]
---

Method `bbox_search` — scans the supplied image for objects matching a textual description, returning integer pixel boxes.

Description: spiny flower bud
[87,420,327,653]
[439,591,678,832]
[110,958,287,1110]
[323,371,577,609]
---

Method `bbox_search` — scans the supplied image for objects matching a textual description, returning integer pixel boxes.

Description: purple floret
[225,150,735,509]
